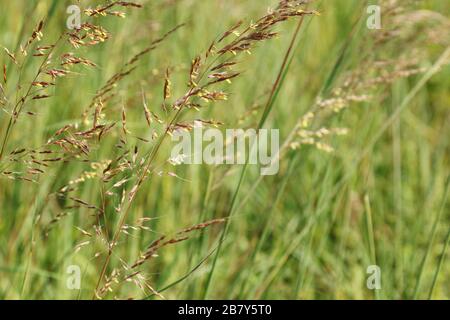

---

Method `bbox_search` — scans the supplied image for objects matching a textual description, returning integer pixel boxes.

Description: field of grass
[0,0,449,300]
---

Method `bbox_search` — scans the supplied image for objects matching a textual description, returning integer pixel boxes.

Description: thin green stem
[202,15,308,299]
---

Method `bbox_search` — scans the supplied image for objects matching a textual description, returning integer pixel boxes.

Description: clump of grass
[1,0,449,300]
[1,0,320,299]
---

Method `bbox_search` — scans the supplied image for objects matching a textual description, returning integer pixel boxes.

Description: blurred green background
[0,0,449,299]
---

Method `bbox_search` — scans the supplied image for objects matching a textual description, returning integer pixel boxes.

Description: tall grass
[0,0,449,299]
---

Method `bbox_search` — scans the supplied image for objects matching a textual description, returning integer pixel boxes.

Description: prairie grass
[0,0,449,299]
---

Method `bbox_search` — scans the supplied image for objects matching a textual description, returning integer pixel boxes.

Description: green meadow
[0,0,448,299]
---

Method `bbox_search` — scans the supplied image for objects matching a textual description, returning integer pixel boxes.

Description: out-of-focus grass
[0,0,448,299]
